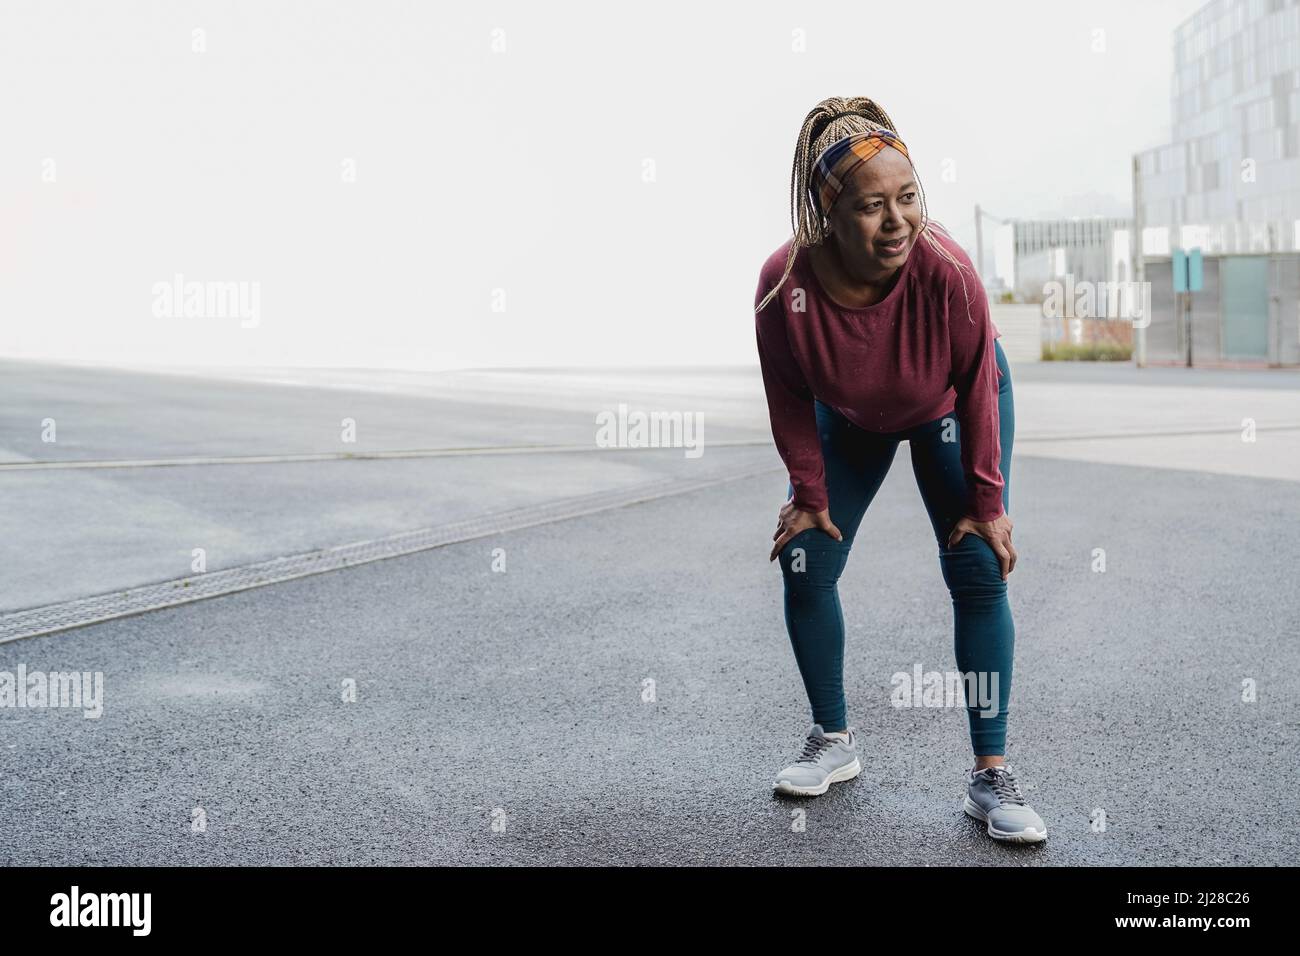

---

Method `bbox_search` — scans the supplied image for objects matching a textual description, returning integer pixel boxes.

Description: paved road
[0,359,1297,864]
[0,360,775,609]
[3,358,1298,609]
[2,430,1298,863]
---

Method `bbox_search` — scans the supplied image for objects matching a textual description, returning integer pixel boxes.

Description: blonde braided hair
[755,95,976,321]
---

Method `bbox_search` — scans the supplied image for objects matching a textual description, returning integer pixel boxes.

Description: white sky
[1,0,1206,370]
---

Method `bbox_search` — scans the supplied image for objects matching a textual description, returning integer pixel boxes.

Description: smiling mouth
[878,235,909,256]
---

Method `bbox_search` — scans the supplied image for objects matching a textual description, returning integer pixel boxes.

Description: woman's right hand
[770,498,843,562]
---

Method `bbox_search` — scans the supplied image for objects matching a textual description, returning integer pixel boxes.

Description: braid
[756,96,977,323]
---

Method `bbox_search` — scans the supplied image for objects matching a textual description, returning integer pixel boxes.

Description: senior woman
[753,96,1046,843]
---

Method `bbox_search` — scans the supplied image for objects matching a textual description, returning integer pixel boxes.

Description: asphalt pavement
[0,358,1297,865]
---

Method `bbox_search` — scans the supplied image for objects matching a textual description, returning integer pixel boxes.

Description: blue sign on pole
[1172,247,1204,293]
[1172,248,1188,292]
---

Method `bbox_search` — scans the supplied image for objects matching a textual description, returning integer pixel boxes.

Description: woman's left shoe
[963,764,1047,844]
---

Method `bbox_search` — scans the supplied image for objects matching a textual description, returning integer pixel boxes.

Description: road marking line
[1015,424,1300,443]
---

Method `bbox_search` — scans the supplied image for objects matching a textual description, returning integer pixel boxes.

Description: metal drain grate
[0,465,781,644]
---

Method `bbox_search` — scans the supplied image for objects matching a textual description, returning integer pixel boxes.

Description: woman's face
[825,145,922,279]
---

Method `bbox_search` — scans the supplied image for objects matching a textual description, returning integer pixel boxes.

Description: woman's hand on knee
[770,499,842,562]
[947,513,1017,580]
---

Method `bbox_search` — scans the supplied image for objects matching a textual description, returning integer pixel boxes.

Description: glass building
[1136,0,1300,254]
[1134,0,1300,366]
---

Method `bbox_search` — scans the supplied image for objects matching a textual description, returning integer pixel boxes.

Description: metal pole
[1131,155,1146,367]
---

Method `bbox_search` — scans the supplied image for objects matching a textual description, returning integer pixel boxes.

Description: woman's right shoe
[773,723,861,796]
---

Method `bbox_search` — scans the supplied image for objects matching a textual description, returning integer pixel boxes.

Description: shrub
[1041,342,1133,362]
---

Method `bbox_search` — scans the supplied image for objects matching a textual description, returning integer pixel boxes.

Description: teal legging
[777,338,1015,756]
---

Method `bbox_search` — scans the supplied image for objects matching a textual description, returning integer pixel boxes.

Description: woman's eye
[901,192,917,202]
[860,202,882,212]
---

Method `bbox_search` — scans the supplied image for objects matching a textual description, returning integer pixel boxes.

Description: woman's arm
[946,272,1005,523]
[754,274,828,514]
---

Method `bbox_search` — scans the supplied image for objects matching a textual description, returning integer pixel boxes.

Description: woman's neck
[812,239,901,307]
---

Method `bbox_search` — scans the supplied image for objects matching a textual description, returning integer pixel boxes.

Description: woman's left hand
[947,513,1017,580]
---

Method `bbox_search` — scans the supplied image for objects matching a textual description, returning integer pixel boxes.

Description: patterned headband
[809,127,910,217]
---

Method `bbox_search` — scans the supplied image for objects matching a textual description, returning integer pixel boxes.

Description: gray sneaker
[773,723,861,796]
[963,764,1047,843]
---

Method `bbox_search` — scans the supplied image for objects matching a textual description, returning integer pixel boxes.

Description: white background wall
[1,0,1203,370]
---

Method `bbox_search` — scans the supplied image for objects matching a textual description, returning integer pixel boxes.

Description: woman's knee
[938,533,1006,601]
[779,528,850,588]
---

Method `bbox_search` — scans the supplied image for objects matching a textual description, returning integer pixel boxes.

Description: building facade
[1134,0,1300,365]
[993,218,1134,301]
[1137,0,1300,253]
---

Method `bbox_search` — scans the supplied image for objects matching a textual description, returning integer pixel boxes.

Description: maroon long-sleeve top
[753,226,1006,522]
